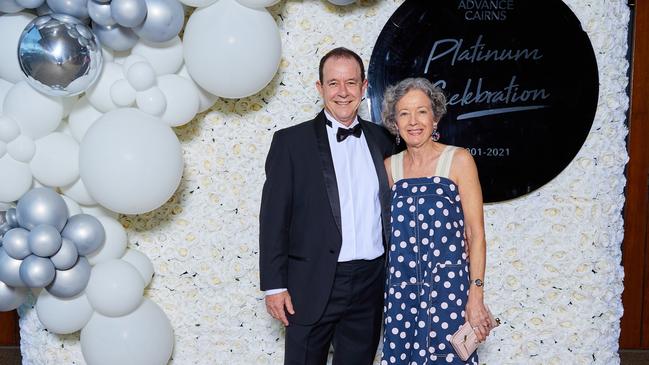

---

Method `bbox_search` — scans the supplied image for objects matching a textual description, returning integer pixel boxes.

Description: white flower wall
[18,0,629,364]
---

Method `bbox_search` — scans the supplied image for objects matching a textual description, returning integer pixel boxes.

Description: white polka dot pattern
[383,176,477,365]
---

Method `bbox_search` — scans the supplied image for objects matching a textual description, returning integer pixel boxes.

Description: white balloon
[132,36,184,75]
[80,108,182,214]
[61,194,83,216]
[85,259,144,317]
[86,215,127,265]
[236,0,280,9]
[3,81,63,139]
[328,0,355,5]
[0,115,20,142]
[109,79,136,107]
[178,0,216,7]
[61,178,97,206]
[30,132,79,187]
[0,141,6,158]
[0,13,35,83]
[61,95,79,118]
[0,78,14,114]
[85,62,123,112]
[81,299,174,365]
[6,134,35,162]
[0,280,27,311]
[121,249,154,287]
[0,155,32,203]
[157,74,199,126]
[36,290,93,334]
[126,62,156,91]
[183,0,281,98]
[177,65,217,112]
[68,96,104,142]
[79,204,119,220]
[135,86,166,116]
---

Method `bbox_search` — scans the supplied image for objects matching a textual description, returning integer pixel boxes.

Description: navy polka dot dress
[381,147,478,365]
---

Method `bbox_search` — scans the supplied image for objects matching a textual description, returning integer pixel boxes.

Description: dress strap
[434,146,459,178]
[390,151,405,183]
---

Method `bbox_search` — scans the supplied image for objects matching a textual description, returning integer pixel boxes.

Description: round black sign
[368,0,598,203]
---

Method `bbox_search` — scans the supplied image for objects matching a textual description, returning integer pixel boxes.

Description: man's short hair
[318,47,366,82]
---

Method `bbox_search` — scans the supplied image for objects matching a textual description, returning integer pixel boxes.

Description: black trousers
[285,257,385,365]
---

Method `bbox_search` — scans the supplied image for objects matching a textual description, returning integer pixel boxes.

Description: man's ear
[316,80,324,96]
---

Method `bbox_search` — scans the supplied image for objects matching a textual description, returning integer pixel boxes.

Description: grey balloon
[50,238,78,270]
[0,0,24,13]
[5,208,18,228]
[16,188,69,231]
[0,281,27,312]
[112,0,147,28]
[28,224,63,257]
[0,223,11,239]
[19,255,56,288]
[47,256,91,298]
[18,14,103,97]
[134,0,184,43]
[46,0,89,19]
[35,3,53,15]
[62,214,105,256]
[92,22,139,51]
[2,228,31,260]
[0,248,25,287]
[88,0,115,26]
[16,0,46,8]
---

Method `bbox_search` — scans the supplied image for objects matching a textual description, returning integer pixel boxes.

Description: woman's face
[395,89,437,148]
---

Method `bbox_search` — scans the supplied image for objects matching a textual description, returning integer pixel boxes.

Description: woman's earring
[396,133,401,145]
[431,128,440,142]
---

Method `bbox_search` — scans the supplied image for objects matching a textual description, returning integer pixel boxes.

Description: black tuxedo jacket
[259,110,395,325]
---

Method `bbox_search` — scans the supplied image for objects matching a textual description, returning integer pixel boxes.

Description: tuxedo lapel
[314,111,342,235]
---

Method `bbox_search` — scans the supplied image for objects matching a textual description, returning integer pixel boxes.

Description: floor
[0,347,647,364]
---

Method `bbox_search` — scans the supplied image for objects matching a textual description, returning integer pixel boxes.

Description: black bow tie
[336,124,362,142]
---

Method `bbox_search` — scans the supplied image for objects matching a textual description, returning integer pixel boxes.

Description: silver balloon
[0,248,26,287]
[134,0,184,43]
[18,14,103,97]
[16,0,46,8]
[36,3,53,15]
[28,224,62,257]
[0,280,28,312]
[50,237,78,270]
[2,228,31,260]
[92,22,139,51]
[46,0,89,19]
[5,208,18,228]
[112,0,147,28]
[0,223,11,239]
[46,256,90,298]
[88,0,115,26]
[62,214,105,255]
[16,188,69,231]
[19,255,56,288]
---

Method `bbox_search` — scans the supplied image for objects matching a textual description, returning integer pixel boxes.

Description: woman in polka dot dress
[380,78,493,365]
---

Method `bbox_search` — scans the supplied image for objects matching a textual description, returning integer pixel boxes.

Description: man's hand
[265,291,295,326]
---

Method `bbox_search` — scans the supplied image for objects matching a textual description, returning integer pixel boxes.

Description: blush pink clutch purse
[450,306,500,361]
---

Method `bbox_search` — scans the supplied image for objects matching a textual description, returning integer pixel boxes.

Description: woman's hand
[465,291,492,342]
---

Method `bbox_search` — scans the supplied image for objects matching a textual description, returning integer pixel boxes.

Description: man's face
[316,57,367,127]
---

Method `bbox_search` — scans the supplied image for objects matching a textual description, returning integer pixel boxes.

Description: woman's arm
[384,157,394,187]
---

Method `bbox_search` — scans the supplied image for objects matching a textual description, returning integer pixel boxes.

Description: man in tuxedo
[259,47,394,364]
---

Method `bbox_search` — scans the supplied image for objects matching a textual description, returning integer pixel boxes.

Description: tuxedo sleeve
[259,130,293,291]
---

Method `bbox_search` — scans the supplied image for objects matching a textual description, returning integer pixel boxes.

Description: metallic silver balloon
[28,224,62,257]
[62,214,105,255]
[92,21,139,51]
[16,0,46,8]
[88,0,115,26]
[36,3,53,15]
[46,0,89,19]
[46,256,90,298]
[0,280,28,312]
[2,228,31,260]
[111,0,147,28]
[50,237,78,270]
[5,208,18,228]
[0,223,11,239]
[134,0,184,43]
[19,254,56,288]
[16,188,69,232]
[0,248,26,287]
[18,14,103,97]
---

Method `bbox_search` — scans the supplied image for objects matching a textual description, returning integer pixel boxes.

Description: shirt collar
[324,109,359,129]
